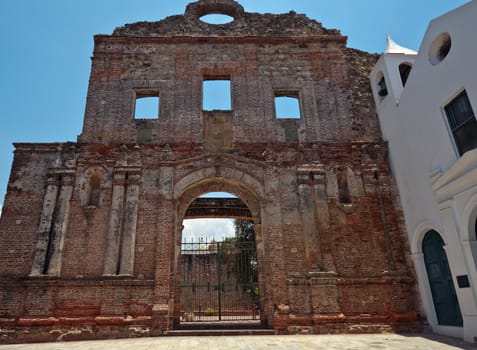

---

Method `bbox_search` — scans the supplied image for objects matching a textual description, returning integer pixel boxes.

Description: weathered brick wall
[0,144,57,277]
[80,41,380,145]
[0,0,420,343]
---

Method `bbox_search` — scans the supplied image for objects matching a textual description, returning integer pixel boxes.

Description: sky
[0,0,470,228]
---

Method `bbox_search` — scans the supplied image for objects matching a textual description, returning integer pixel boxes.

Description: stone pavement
[1,334,477,350]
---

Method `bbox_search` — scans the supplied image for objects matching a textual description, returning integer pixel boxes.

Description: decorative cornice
[431,149,477,203]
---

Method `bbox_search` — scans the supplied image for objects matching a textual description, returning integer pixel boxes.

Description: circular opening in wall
[429,32,452,65]
[200,13,235,25]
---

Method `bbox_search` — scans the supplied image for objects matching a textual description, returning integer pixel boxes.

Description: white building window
[399,63,412,87]
[445,90,477,156]
[376,72,388,102]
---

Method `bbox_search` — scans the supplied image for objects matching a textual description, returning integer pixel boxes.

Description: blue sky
[0,0,470,213]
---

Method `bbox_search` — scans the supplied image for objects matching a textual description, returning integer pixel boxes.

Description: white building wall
[370,1,477,343]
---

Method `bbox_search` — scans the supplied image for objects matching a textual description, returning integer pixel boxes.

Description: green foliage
[218,220,258,289]
[234,219,255,242]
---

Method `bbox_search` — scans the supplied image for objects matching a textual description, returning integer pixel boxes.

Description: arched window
[376,72,388,102]
[337,169,351,204]
[88,173,101,207]
[422,230,462,327]
[399,63,412,87]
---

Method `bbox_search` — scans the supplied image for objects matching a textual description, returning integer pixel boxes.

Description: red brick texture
[0,0,420,343]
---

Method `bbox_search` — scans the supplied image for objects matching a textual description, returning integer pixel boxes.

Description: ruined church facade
[0,0,419,342]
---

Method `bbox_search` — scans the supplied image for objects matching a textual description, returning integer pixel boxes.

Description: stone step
[164,329,276,336]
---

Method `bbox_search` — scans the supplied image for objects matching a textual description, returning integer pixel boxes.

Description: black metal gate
[180,239,259,323]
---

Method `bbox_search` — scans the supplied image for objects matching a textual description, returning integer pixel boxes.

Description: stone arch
[174,164,264,203]
[172,167,267,327]
[185,0,245,22]
[177,177,261,224]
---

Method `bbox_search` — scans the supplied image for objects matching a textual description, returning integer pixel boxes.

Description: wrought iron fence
[180,238,259,322]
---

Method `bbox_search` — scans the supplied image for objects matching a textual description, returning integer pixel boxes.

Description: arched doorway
[422,230,463,327]
[173,178,265,329]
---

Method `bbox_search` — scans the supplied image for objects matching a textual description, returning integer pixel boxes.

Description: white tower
[370,35,417,109]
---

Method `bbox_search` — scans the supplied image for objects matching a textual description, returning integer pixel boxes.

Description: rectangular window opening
[203,78,231,111]
[444,90,477,156]
[134,93,159,119]
[274,92,301,119]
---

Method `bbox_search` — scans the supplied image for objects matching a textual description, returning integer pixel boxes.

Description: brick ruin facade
[0,0,420,343]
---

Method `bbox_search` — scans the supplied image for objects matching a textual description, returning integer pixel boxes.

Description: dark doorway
[422,230,463,327]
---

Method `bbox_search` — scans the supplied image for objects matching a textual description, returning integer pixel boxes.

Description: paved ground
[1,334,477,350]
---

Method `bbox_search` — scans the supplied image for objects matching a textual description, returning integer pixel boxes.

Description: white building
[370,1,477,343]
